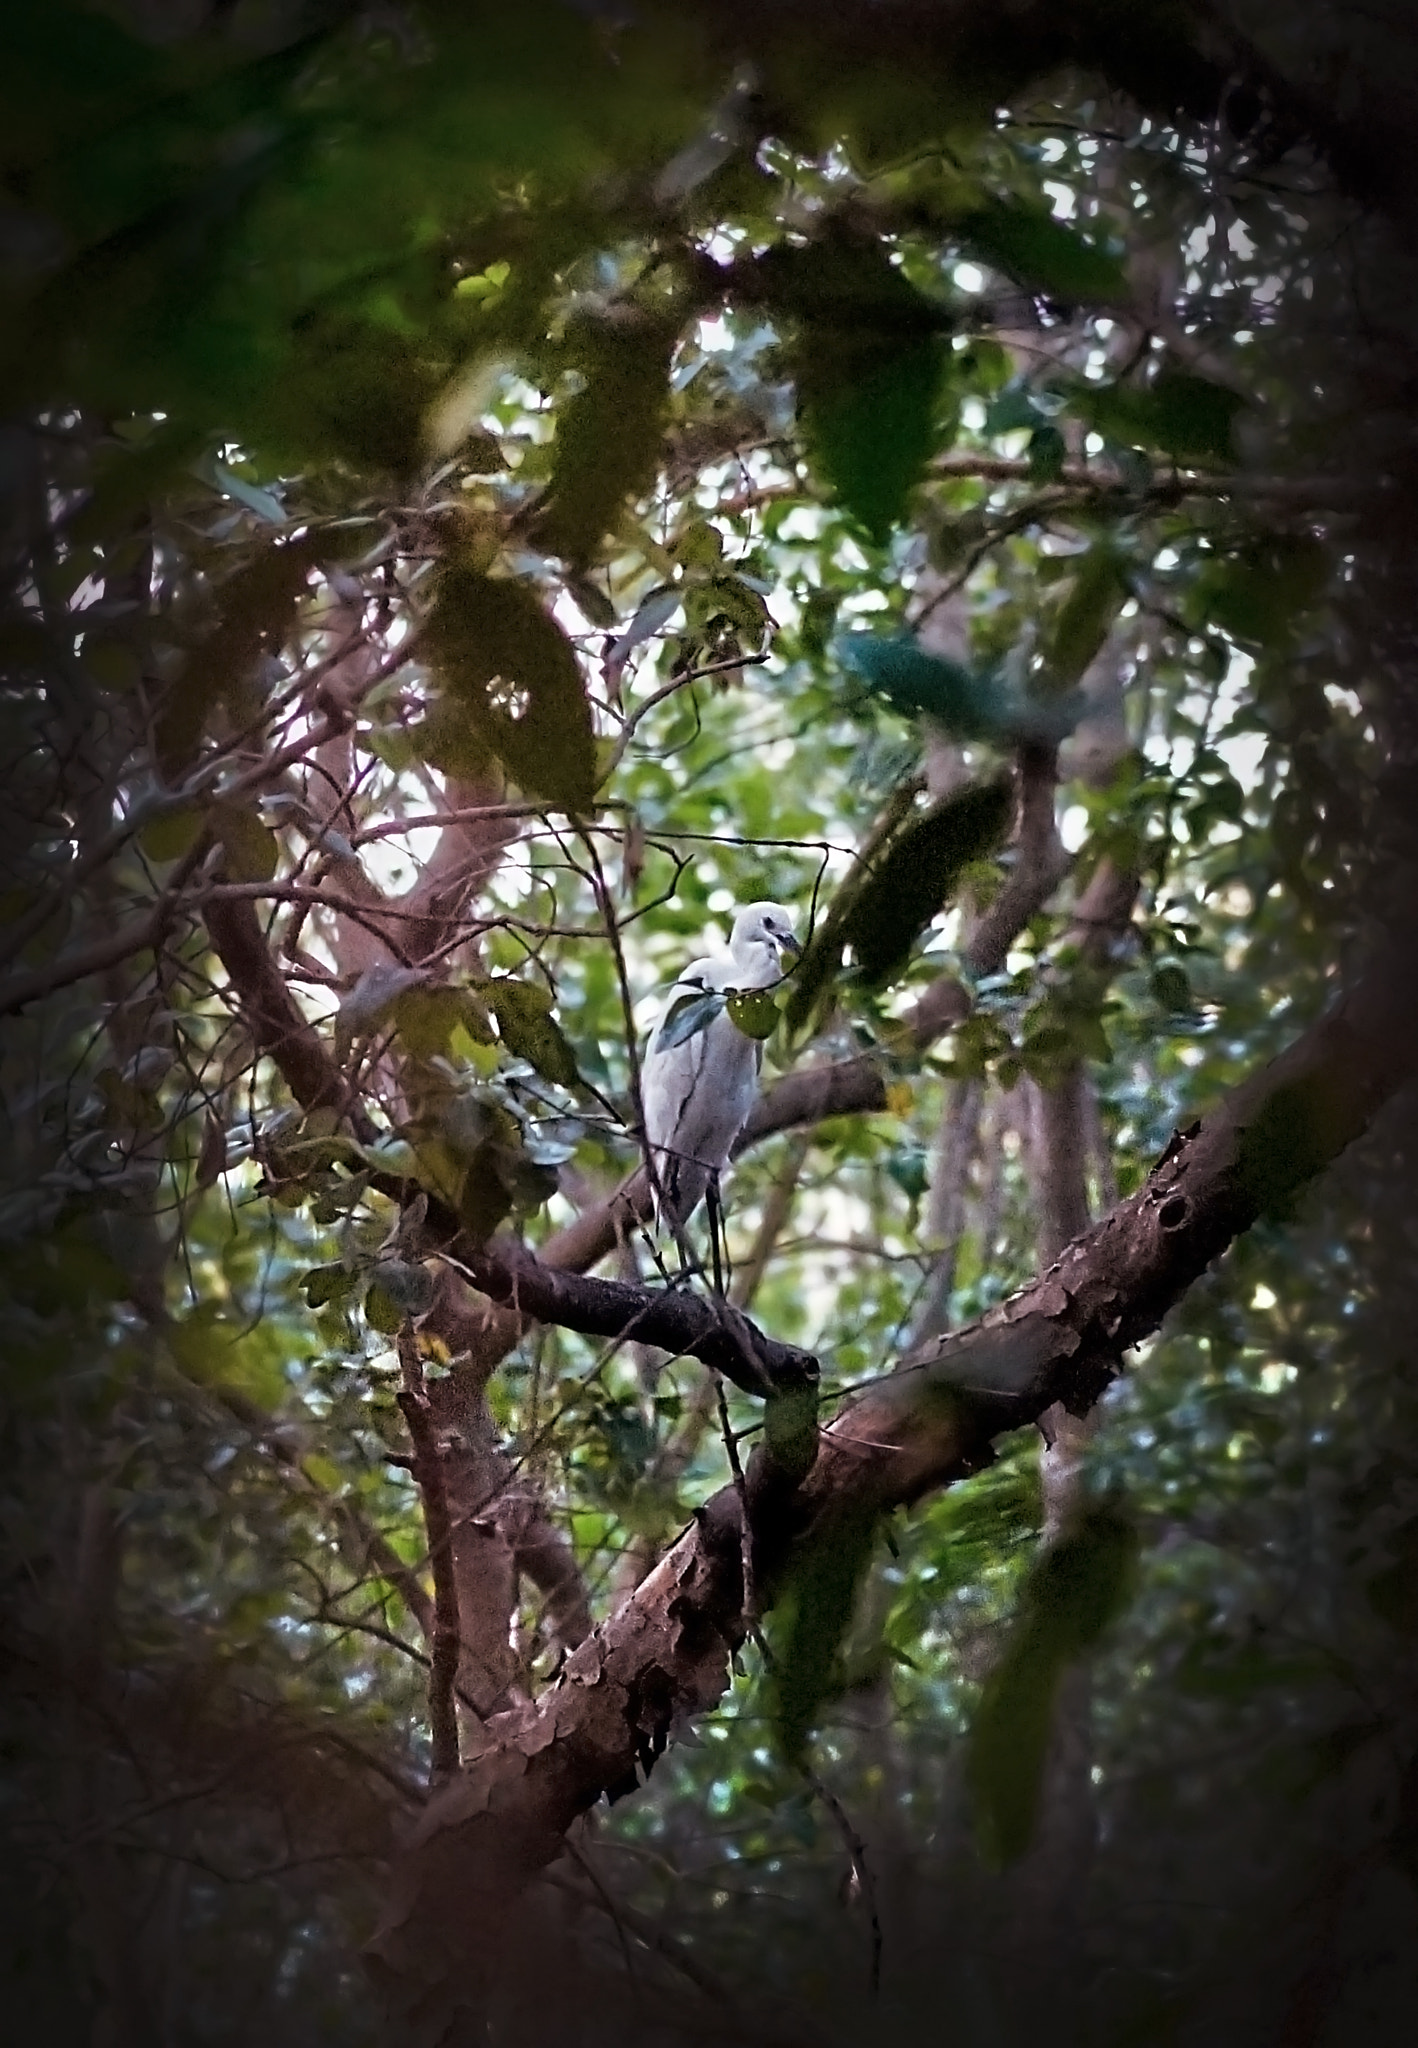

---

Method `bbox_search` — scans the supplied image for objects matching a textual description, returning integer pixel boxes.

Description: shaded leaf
[1028,423,1067,481]
[335,964,430,1059]
[844,779,1014,985]
[1045,543,1127,692]
[657,986,726,1050]
[756,236,951,542]
[1085,369,1244,466]
[138,804,204,865]
[534,309,677,566]
[156,540,314,780]
[773,1506,878,1764]
[968,1504,1137,1867]
[963,201,1127,302]
[209,800,279,884]
[426,564,597,811]
[368,1258,436,1318]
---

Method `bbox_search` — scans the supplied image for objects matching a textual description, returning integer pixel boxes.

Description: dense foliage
[3,4,1418,2045]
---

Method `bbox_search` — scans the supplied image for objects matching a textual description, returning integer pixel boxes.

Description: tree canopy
[4,4,1418,2045]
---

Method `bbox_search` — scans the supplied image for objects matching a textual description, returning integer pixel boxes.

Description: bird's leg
[706,1171,726,1298]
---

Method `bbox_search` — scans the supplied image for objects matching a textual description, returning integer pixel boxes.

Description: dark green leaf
[156,540,314,781]
[1151,963,1193,1013]
[533,310,677,567]
[756,237,952,541]
[963,201,1127,302]
[426,565,598,811]
[843,779,1014,986]
[1085,370,1244,465]
[657,987,727,1050]
[1028,423,1067,481]
[773,1506,878,1763]
[968,1505,1137,1867]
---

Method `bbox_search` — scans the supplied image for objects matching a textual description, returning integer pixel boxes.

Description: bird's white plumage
[642,902,799,1228]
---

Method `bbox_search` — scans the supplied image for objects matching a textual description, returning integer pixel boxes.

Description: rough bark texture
[364,933,1418,2043]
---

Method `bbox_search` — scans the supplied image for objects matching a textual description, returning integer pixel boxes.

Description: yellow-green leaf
[488,978,581,1087]
[210,800,279,883]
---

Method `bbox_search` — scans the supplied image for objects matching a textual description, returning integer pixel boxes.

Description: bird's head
[729,902,801,975]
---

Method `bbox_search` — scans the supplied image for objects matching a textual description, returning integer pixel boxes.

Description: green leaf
[155,539,315,780]
[773,1506,878,1763]
[533,309,677,567]
[487,978,581,1087]
[657,986,727,1049]
[302,1263,359,1309]
[726,987,780,1039]
[797,334,947,544]
[1028,423,1067,482]
[1044,544,1127,692]
[842,779,1014,986]
[1151,962,1193,1013]
[426,565,597,811]
[962,201,1127,302]
[968,1505,1137,1867]
[392,984,494,1061]
[138,804,204,865]
[756,236,951,542]
[364,1283,405,1336]
[209,800,279,884]
[836,632,1010,737]
[1196,535,1330,649]
[1085,370,1244,466]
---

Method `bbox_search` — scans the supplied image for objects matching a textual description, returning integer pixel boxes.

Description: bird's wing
[643,955,760,1222]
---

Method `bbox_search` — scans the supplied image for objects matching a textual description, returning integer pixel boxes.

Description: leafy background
[3,2,1418,2044]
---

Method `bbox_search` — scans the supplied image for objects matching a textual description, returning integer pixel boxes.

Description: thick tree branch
[366,930,1418,2038]
[396,1328,463,1786]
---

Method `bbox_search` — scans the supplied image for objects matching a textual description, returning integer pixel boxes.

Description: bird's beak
[777,930,802,959]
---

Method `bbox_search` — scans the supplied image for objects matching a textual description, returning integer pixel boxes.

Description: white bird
[641,902,801,1231]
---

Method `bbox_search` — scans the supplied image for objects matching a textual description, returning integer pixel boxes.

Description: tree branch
[365,929,1418,2036]
[396,1327,463,1786]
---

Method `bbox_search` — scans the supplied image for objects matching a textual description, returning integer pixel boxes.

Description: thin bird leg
[705,1171,726,1298]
